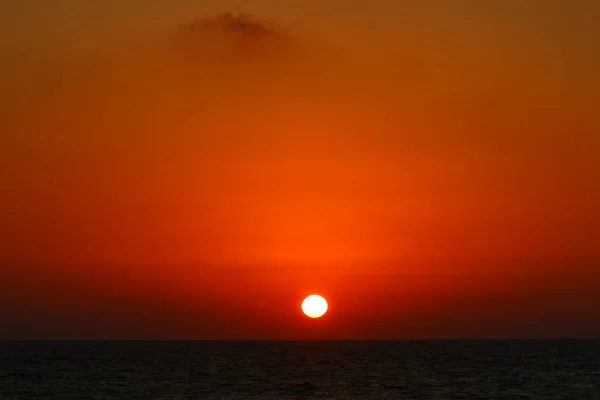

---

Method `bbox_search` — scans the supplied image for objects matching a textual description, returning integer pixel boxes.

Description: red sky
[1,1,599,339]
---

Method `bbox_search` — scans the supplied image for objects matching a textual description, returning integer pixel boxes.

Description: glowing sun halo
[302,295,328,318]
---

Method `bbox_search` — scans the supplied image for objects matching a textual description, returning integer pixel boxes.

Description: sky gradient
[1,1,599,339]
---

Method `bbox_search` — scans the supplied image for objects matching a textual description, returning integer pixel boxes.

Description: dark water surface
[1,340,599,399]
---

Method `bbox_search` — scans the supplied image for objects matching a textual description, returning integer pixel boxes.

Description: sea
[1,340,599,399]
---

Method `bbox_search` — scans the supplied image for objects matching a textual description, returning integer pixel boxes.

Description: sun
[301,295,328,318]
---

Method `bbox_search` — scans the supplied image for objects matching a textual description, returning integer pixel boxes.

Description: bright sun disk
[301,295,328,318]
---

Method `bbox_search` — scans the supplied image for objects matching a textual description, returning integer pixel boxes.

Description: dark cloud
[177,13,279,38]
[169,12,298,63]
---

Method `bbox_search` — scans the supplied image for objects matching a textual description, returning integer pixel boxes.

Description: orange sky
[1,1,599,339]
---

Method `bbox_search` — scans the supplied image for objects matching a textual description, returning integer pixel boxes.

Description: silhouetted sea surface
[1,340,599,399]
